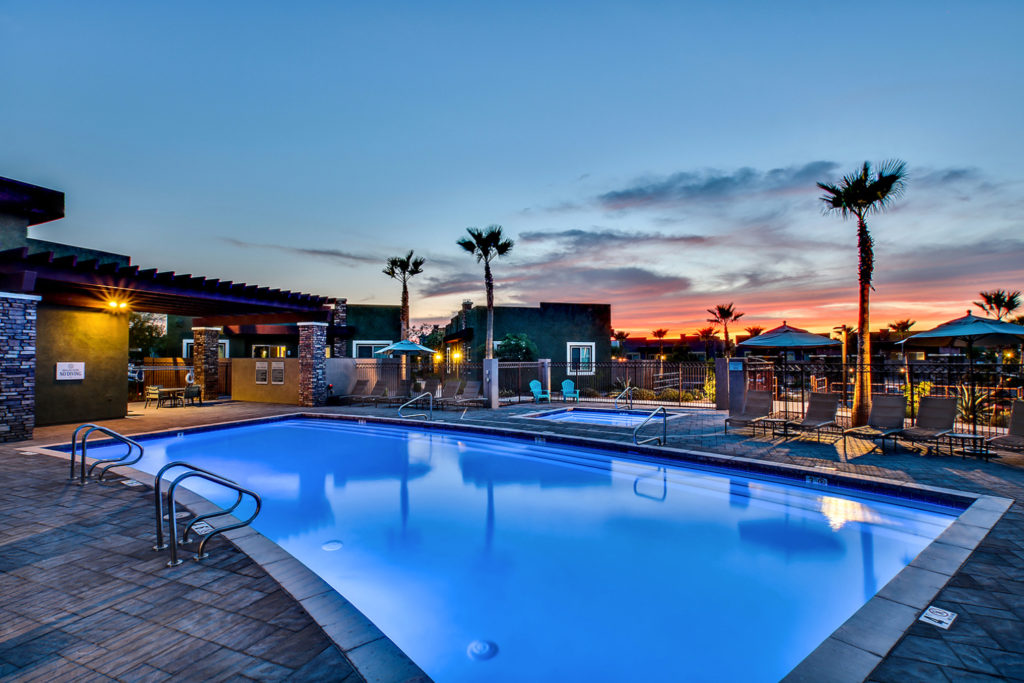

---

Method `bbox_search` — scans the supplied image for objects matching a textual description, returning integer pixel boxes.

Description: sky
[3,1,1022,337]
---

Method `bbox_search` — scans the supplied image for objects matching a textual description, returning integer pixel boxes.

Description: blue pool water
[527,407,672,427]
[79,418,959,682]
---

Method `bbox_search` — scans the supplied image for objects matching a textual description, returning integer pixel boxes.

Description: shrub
[680,391,697,402]
[633,388,656,401]
[657,388,681,402]
[581,387,601,398]
[701,373,716,401]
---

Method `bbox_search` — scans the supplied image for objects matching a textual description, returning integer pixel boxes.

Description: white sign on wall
[255,361,268,384]
[56,362,85,381]
[271,361,285,385]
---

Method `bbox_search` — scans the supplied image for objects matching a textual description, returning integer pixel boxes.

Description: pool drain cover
[467,640,498,660]
[321,540,344,551]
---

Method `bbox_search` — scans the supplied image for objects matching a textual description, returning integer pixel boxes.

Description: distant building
[620,334,725,361]
[442,300,612,368]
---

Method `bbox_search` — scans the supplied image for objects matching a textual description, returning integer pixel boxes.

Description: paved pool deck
[2,399,1023,681]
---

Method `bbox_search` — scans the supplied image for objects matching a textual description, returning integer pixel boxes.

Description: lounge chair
[899,396,956,453]
[384,380,413,406]
[436,381,463,409]
[337,378,370,404]
[183,385,202,406]
[842,394,907,455]
[358,380,389,406]
[453,380,484,408]
[529,379,551,403]
[561,379,580,403]
[724,390,772,434]
[988,400,1024,451]
[787,392,839,442]
[419,378,441,398]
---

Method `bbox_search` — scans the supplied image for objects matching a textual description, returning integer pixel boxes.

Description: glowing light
[453,351,462,361]
[434,353,442,362]
[819,496,881,531]
[118,302,127,309]
[108,301,118,308]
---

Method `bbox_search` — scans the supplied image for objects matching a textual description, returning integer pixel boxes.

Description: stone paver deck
[3,398,1024,681]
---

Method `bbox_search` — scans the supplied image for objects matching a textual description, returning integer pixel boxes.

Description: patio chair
[358,380,389,406]
[787,392,839,442]
[436,380,463,409]
[988,400,1024,451]
[419,378,441,398]
[561,379,580,403]
[144,385,162,409]
[899,396,956,453]
[724,390,772,434]
[842,394,907,455]
[337,378,369,404]
[384,380,413,406]
[529,379,551,403]
[183,385,202,406]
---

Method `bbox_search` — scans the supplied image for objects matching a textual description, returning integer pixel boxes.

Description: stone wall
[0,292,39,442]
[298,322,327,407]
[191,327,221,401]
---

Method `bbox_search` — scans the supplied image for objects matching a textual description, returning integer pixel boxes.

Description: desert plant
[632,388,656,401]
[457,225,514,359]
[974,289,1022,321]
[581,387,601,398]
[680,391,697,402]
[383,250,426,340]
[955,384,993,426]
[701,371,716,402]
[707,303,744,357]
[903,380,933,417]
[657,388,681,402]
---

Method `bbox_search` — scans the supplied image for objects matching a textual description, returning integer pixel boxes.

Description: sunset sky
[4,1,1022,337]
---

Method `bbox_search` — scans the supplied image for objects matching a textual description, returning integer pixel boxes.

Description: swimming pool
[77,417,961,682]
[525,406,675,427]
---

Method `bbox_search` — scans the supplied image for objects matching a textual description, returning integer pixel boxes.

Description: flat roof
[0,176,65,226]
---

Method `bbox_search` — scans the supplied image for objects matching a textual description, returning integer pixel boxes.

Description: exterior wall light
[453,351,462,361]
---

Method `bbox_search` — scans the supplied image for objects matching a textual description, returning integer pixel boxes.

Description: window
[566,342,596,375]
[353,340,392,359]
[182,339,229,358]
[252,344,288,358]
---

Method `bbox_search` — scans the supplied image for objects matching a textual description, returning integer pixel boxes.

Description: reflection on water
[737,518,846,558]
[819,496,882,531]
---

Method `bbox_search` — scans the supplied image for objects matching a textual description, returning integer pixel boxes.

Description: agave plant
[955,384,993,426]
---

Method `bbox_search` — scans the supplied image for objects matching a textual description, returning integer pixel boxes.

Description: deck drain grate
[163,511,191,520]
[919,605,957,629]
[120,480,143,487]
[191,521,215,535]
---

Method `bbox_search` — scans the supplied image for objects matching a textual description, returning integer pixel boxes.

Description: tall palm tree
[707,303,744,357]
[696,326,719,359]
[651,328,669,359]
[888,319,916,340]
[819,160,908,426]
[457,225,514,360]
[744,326,764,338]
[383,250,426,340]
[974,289,1022,321]
[612,330,630,358]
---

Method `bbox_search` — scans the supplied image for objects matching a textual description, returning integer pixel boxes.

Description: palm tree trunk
[852,214,873,427]
[724,322,731,358]
[484,260,494,360]
[400,280,410,340]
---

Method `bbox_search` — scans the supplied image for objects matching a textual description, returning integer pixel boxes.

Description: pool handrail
[70,423,144,485]
[398,391,433,421]
[153,461,243,551]
[162,467,261,567]
[634,406,667,446]
[614,386,635,410]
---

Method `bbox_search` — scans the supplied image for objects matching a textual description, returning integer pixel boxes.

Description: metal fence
[748,359,1022,436]
[545,361,715,408]
[129,359,193,400]
[351,359,484,399]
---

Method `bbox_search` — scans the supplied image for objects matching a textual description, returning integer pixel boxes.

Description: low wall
[326,358,358,396]
[231,358,300,404]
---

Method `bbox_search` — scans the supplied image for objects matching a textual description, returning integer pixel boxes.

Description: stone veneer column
[191,327,221,401]
[0,292,40,442]
[331,299,348,358]
[298,322,328,407]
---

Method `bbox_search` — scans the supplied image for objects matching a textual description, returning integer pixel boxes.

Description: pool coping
[31,411,1014,683]
[515,405,690,426]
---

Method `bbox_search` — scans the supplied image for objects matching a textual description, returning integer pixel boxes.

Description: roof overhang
[0,176,65,226]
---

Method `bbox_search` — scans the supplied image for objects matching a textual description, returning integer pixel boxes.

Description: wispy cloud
[518,228,714,249]
[597,161,839,211]
[220,237,379,264]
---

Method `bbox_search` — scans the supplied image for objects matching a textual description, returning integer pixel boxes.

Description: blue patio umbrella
[737,322,841,349]
[901,311,1024,434]
[373,340,436,356]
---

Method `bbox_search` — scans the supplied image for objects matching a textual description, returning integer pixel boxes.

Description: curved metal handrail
[614,385,635,410]
[154,461,241,550]
[70,423,144,485]
[161,468,261,567]
[634,406,667,446]
[398,392,433,420]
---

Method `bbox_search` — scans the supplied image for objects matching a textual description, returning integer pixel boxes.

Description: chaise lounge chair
[436,380,463,410]
[842,394,907,455]
[988,400,1024,451]
[358,380,389,406]
[453,380,485,408]
[899,396,956,454]
[561,379,580,403]
[337,378,370,404]
[724,390,772,434]
[529,379,551,403]
[787,392,839,442]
